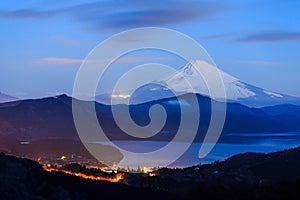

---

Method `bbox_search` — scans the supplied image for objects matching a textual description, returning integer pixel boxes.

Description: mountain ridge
[0,93,299,142]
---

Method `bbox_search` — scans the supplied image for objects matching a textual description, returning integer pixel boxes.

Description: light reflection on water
[94,132,300,168]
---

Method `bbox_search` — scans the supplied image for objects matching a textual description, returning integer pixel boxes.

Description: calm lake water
[95,132,300,168]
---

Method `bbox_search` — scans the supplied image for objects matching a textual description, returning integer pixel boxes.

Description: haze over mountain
[96,60,300,107]
[0,92,17,103]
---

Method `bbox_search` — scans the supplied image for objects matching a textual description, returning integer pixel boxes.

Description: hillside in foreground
[0,152,171,200]
[2,146,300,199]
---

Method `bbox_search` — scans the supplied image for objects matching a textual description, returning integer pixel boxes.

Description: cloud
[114,56,166,63]
[0,1,224,30]
[0,8,60,19]
[13,92,29,99]
[45,91,68,97]
[234,60,283,65]
[200,33,233,40]
[97,2,222,30]
[236,31,300,43]
[34,56,164,65]
[34,57,87,65]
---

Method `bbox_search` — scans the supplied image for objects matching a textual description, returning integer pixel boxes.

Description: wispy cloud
[236,31,300,43]
[34,57,87,65]
[0,1,225,31]
[14,91,28,98]
[97,2,222,30]
[45,91,68,97]
[200,33,233,40]
[34,56,164,65]
[114,56,166,63]
[0,8,60,19]
[234,60,283,66]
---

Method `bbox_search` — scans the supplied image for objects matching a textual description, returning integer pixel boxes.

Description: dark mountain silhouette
[0,94,298,142]
[0,152,172,200]
[126,146,300,199]
[261,104,300,130]
[0,94,76,140]
[2,146,300,199]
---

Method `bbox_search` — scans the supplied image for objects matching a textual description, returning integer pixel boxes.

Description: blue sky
[1,0,300,98]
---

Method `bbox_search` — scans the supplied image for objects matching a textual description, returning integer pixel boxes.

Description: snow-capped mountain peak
[95,60,300,107]
[162,60,255,100]
[182,61,195,76]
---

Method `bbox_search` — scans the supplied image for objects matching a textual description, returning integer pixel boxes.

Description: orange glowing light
[43,166,124,183]
[148,172,157,177]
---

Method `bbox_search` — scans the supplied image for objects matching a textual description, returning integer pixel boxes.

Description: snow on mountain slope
[162,60,256,100]
[96,60,300,107]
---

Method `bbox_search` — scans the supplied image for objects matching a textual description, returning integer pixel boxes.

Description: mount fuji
[96,60,300,107]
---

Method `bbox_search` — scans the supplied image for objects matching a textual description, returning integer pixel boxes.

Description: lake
[94,132,300,168]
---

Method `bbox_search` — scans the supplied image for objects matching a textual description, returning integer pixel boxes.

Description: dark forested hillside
[0,94,298,142]
[2,146,300,199]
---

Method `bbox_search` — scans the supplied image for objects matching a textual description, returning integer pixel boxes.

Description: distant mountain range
[96,60,300,107]
[0,94,299,142]
[0,92,17,103]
